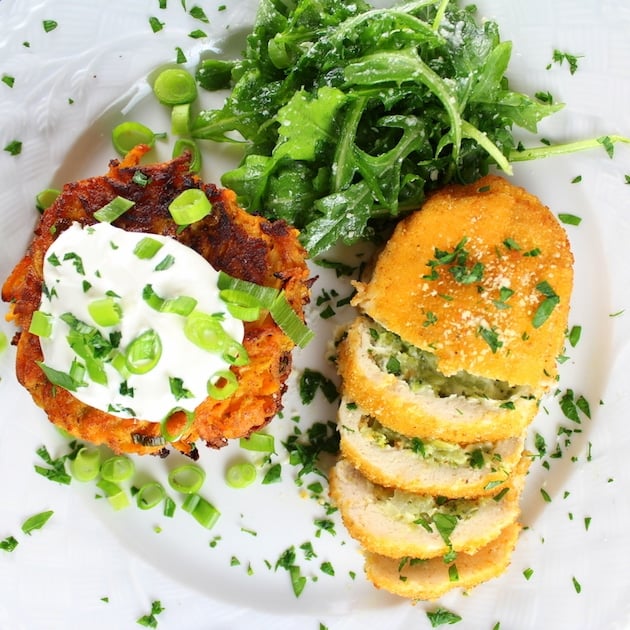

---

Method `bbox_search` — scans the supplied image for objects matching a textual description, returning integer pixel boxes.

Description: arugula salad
[189,0,619,256]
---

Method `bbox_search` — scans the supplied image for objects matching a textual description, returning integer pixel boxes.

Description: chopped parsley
[42,20,58,33]
[21,510,54,536]
[548,49,582,75]
[3,140,22,156]
[149,17,165,32]
[0,536,19,552]
[136,600,165,628]
[426,607,463,627]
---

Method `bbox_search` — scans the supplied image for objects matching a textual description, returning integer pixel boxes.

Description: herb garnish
[532,281,559,328]
[426,607,463,626]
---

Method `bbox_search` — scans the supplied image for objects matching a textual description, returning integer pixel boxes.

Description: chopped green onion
[160,295,198,316]
[172,138,202,173]
[207,369,238,400]
[184,311,228,352]
[168,464,206,494]
[69,447,101,482]
[136,482,166,510]
[111,121,156,155]
[217,271,278,308]
[100,455,135,483]
[219,289,262,321]
[88,296,122,327]
[110,351,130,380]
[182,493,220,529]
[239,431,275,453]
[171,103,191,135]
[163,496,176,517]
[133,237,164,259]
[269,291,314,348]
[153,67,198,105]
[35,188,60,213]
[29,310,52,338]
[168,188,212,225]
[217,272,313,347]
[96,479,129,511]
[0,331,7,354]
[93,196,135,223]
[221,338,249,367]
[142,284,197,316]
[226,461,257,488]
[160,407,195,443]
[125,329,162,374]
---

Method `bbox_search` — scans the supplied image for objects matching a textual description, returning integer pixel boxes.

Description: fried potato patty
[2,145,312,457]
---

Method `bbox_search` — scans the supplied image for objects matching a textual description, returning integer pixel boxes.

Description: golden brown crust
[363,522,521,600]
[328,457,528,559]
[2,146,311,456]
[337,315,540,443]
[338,398,526,498]
[353,175,573,389]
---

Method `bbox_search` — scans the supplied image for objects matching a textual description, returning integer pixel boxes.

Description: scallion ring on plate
[153,67,198,105]
[100,455,135,483]
[111,121,156,156]
[69,446,101,482]
[168,464,206,494]
[225,461,257,488]
[181,493,220,529]
[136,482,166,510]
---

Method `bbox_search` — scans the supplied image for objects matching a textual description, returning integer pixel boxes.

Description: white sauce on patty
[38,221,244,422]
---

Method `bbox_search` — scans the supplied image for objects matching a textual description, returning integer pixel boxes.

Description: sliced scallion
[181,493,220,529]
[112,121,156,156]
[69,447,101,482]
[35,188,60,213]
[168,188,212,225]
[219,289,262,321]
[226,461,257,488]
[29,310,53,338]
[100,455,135,483]
[133,237,164,260]
[239,431,275,453]
[96,479,129,511]
[207,369,238,400]
[171,102,191,135]
[184,311,228,353]
[136,482,166,510]
[160,407,195,444]
[125,329,162,374]
[168,464,206,494]
[88,296,122,327]
[221,338,249,367]
[93,196,135,223]
[217,271,279,308]
[172,138,202,172]
[153,67,198,105]
[269,291,314,348]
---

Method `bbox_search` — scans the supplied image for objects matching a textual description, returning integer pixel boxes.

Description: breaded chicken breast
[2,145,312,457]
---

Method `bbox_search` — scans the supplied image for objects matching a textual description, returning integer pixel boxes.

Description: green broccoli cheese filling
[367,321,519,400]
[359,416,501,469]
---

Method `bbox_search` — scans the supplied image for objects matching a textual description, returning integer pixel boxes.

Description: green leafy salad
[190,0,623,256]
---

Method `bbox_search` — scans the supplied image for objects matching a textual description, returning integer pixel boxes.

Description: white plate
[1,1,630,629]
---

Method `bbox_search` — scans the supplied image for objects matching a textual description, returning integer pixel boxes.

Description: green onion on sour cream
[36,221,245,423]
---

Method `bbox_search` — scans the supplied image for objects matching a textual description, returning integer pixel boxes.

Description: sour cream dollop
[39,221,244,422]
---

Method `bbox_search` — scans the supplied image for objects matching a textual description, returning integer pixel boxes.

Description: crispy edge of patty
[2,145,312,457]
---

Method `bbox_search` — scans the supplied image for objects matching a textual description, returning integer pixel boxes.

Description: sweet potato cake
[2,145,312,457]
